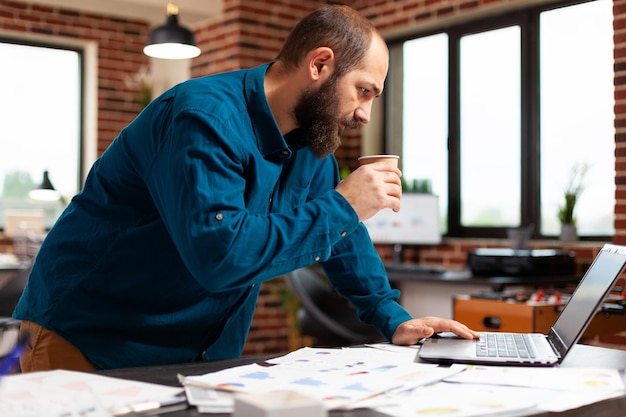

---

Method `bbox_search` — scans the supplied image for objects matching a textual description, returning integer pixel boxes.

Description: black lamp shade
[39,170,56,191]
[144,14,201,60]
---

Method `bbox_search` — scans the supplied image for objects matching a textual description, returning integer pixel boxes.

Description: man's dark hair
[275,4,381,78]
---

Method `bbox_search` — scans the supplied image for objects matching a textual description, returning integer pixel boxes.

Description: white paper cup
[358,154,400,168]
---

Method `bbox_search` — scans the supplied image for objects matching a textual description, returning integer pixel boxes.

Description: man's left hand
[391,317,480,345]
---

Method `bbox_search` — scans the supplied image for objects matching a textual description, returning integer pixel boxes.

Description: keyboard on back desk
[476,333,536,358]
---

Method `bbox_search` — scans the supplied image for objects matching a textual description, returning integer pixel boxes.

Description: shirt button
[340,231,347,237]
[282,150,289,155]
[215,212,224,221]
[314,256,320,262]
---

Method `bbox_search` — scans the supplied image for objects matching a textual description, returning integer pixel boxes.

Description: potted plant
[401,177,433,194]
[124,66,154,109]
[558,162,589,241]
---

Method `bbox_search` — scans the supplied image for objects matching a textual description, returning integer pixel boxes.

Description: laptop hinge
[547,329,565,358]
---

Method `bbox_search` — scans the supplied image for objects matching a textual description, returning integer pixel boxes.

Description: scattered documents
[180,346,626,416]
[179,346,466,412]
[2,346,624,417]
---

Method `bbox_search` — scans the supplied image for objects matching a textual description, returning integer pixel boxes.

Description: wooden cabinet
[453,295,625,340]
[453,296,558,333]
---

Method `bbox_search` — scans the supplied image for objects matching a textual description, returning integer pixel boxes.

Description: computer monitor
[363,193,442,245]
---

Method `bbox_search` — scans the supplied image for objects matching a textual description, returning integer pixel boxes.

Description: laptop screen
[549,245,626,358]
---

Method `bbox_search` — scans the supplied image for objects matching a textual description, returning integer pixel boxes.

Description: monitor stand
[392,243,405,264]
[386,244,445,275]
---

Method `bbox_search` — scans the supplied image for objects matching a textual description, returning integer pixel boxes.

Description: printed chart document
[359,381,538,417]
[358,362,626,416]
[0,369,184,417]
[443,365,626,413]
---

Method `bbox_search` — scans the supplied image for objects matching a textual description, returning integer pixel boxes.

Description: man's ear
[307,47,335,81]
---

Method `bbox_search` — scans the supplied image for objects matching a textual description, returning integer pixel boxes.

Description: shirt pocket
[273,180,311,213]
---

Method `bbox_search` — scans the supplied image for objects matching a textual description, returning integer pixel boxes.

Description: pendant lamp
[28,170,63,202]
[144,2,201,60]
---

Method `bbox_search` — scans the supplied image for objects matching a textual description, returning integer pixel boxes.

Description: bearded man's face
[293,74,359,158]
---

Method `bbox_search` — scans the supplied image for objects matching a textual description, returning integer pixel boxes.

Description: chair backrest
[284,266,384,346]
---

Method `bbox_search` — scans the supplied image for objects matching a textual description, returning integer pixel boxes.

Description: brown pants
[19,320,96,372]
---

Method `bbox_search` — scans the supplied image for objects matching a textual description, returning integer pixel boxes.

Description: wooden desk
[98,344,626,417]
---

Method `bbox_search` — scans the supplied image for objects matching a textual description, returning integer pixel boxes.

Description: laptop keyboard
[476,333,536,358]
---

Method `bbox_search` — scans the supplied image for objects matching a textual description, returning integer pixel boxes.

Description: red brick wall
[614,0,626,245]
[0,1,150,153]
[1,0,624,355]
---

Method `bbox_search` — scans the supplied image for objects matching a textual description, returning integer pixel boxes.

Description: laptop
[418,243,626,366]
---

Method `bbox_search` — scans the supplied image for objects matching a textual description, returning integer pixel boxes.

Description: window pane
[539,0,614,236]
[402,34,449,233]
[459,26,521,227]
[0,42,80,228]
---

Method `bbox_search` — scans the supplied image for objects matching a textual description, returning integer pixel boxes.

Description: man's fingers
[392,318,480,346]
[392,323,435,345]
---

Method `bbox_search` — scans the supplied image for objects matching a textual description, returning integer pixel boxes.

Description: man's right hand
[335,162,402,222]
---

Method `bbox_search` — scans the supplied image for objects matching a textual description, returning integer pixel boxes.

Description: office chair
[285,266,385,347]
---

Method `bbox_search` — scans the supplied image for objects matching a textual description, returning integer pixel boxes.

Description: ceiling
[26,0,221,26]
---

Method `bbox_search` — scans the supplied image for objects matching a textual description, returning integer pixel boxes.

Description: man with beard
[14,4,478,372]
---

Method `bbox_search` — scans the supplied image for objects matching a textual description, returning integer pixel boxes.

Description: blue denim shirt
[15,63,411,369]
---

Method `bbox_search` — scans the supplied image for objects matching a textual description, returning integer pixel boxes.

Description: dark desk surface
[98,343,626,417]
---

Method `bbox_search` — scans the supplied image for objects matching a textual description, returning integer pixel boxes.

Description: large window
[389,0,614,239]
[0,40,83,230]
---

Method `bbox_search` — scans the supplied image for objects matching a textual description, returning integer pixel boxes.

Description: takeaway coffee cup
[358,154,400,168]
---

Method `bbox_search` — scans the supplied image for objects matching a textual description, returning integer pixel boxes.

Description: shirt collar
[284,128,307,150]
[244,63,293,160]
